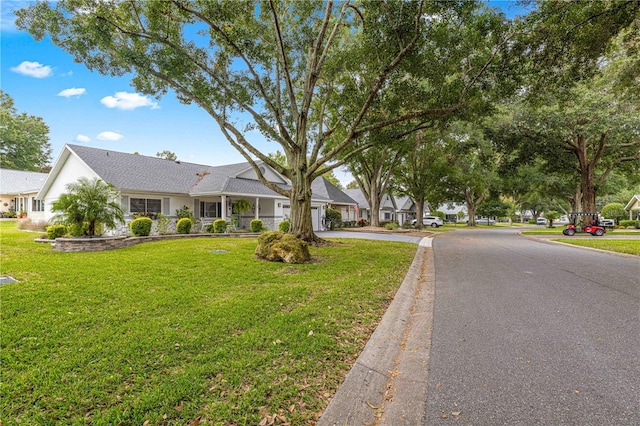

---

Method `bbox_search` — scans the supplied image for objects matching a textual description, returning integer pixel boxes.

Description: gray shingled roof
[343,188,368,208]
[68,144,213,194]
[312,177,356,204]
[0,169,48,194]
[66,145,350,202]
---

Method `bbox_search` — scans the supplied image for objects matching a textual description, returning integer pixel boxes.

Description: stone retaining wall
[36,233,260,252]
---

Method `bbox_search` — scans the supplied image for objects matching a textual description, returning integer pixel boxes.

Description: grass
[0,221,417,425]
[522,228,640,235]
[551,239,640,255]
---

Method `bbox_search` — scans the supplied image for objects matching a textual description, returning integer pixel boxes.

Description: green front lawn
[552,239,640,255]
[0,221,416,425]
[522,228,640,235]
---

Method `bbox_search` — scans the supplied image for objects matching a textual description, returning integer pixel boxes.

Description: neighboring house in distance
[37,144,349,232]
[0,169,48,220]
[394,196,414,226]
[312,178,358,223]
[343,188,425,225]
[624,194,640,220]
[343,189,370,222]
[437,203,468,223]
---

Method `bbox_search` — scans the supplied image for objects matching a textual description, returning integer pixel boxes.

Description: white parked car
[411,216,444,228]
[536,217,547,225]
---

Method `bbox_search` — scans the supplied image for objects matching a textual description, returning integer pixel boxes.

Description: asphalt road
[425,227,639,425]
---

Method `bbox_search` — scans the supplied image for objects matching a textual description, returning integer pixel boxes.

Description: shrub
[68,222,88,237]
[130,217,152,237]
[213,219,227,233]
[250,219,264,232]
[325,208,342,230]
[620,220,639,229]
[46,224,67,239]
[384,222,399,230]
[357,218,368,227]
[255,231,310,264]
[177,217,193,234]
[601,203,627,223]
[154,214,172,235]
[130,217,153,236]
[176,205,194,221]
[278,219,290,233]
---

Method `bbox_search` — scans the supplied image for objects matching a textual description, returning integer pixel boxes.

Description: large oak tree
[17,0,512,241]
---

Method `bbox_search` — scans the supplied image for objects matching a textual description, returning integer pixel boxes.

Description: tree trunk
[367,178,382,228]
[369,192,381,227]
[415,195,425,226]
[288,158,319,243]
[574,135,597,212]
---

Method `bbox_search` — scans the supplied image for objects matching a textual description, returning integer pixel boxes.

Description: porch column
[221,195,227,220]
[255,197,259,219]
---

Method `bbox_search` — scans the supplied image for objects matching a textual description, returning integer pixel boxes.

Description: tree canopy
[0,90,51,171]
[17,0,513,241]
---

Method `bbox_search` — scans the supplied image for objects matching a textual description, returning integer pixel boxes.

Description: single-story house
[0,169,48,220]
[37,144,353,233]
[344,188,433,225]
[343,189,370,221]
[437,203,468,223]
[312,178,358,223]
[624,194,640,220]
[344,188,398,222]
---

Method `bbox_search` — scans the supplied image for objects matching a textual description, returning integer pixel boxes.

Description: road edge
[317,238,435,426]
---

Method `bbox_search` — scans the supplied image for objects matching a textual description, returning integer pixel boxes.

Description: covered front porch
[193,195,327,232]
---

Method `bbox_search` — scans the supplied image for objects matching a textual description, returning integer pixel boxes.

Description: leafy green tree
[503,77,639,213]
[347,129,406,227]
[392,128,450,227]
[156,150,177,161]
[0,90,51,171]
[51,177,125,237]
[543,210,560,228]
[440,122,500,226]
[517,0,640,96]
[601,202,628,224]
[345,181,359,190]
[476,197,509,221]
[17,1,513,242]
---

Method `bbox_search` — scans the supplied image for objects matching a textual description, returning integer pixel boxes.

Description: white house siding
[42,154,98,222]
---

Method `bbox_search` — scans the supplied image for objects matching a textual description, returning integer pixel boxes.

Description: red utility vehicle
[562,212,606,236]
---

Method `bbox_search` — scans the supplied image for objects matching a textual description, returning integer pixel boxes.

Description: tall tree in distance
[0,90,51,171]
[156,150,177,161]
[17,0,513,242]
[392,128,450,226]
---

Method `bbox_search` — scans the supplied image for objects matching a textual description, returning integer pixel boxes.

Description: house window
[200,202,222,218]
[384,212,392,220]
[130,198,161,213]
[32,198,44,212]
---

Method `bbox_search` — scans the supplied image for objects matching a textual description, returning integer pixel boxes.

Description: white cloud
[75,134,91,142]
[10,61,53,78]
[58,88,86,98]
[97,131,123,141]
[100,92,159,110]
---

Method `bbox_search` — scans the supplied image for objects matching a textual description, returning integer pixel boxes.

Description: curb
[317,237,435,425]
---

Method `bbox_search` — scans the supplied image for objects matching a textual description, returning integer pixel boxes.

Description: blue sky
[1,1,531,185]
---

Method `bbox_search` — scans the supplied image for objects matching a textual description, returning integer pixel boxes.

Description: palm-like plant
[51,177,125,237]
